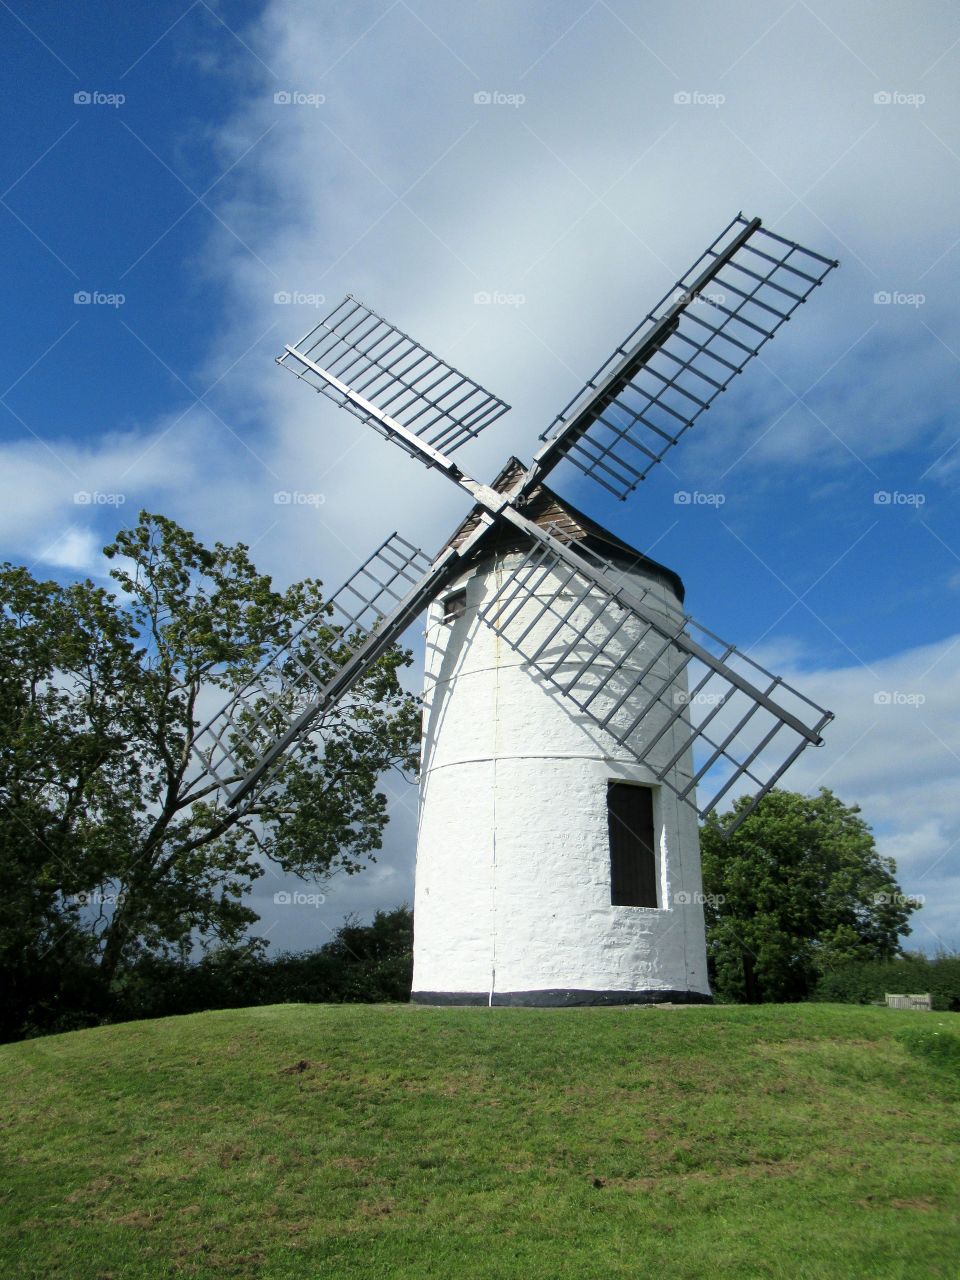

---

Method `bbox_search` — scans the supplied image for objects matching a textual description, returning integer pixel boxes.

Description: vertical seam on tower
[489,555,501,1008]
[678,787,691,988]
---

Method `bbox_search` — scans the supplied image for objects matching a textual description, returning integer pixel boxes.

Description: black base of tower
[410,988,713,1008]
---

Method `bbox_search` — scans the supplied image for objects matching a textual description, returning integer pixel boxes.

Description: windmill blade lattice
[192,533,433,799]
[535,214,838,499]
[278,295,510,458]
[477,532,832,830]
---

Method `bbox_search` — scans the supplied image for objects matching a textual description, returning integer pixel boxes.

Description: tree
[700,788,917,1003]
[323,906,414,1001]
[0,563,139,1034]
[0,512,420,1034]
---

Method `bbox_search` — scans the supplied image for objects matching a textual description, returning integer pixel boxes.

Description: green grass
[2,1003,958,1279]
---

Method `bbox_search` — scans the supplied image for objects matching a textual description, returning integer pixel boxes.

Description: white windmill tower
[193,213,838,1007]
[413,463,709,1005]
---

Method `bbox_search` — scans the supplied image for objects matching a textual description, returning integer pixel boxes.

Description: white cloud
[0,424,201,571]
[769,631,960,951]
[37,526,101,574]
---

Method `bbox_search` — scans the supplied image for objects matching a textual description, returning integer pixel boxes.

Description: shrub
[811,953,960,1013]
[5,907,414,1042]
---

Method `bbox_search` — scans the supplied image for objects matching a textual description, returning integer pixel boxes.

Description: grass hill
[2,1003,958,1279]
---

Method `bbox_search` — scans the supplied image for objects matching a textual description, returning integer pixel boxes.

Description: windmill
[194,213,838,1006]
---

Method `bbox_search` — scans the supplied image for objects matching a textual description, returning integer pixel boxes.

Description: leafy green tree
[323,906,413,1001]
[1,564,138,1033]
[0,512,419,1033]
[700,788,917,1003]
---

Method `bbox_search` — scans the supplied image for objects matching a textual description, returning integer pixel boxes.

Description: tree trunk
[98,900,131,985]
[743,948,761,1003]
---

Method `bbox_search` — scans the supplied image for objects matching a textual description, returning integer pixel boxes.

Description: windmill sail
[278,295,510,460]
[530,214,838,500]
[477,529,832,829]
[191,533,435,802]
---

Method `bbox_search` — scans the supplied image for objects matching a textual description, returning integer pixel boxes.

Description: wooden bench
[885,993,932,1011]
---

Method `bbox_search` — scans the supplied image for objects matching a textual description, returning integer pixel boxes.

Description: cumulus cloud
[36,526,102,574]
[764,631,960,951]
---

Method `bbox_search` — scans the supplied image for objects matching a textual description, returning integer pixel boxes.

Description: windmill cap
[442,457,686,603]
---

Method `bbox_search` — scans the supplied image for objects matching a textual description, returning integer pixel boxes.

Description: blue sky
[2,1,959,954]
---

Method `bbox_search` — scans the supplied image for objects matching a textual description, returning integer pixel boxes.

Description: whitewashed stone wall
[411,548,711,1004]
